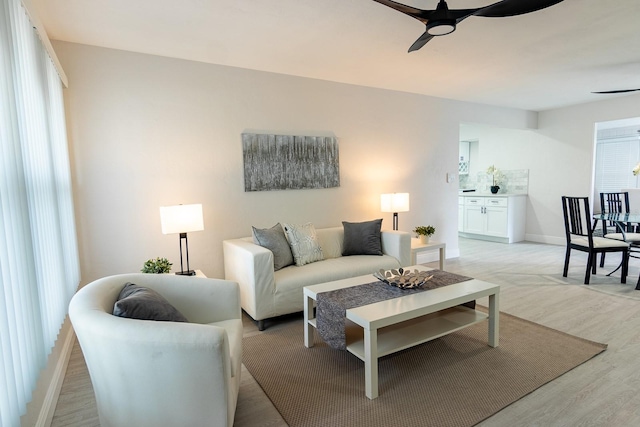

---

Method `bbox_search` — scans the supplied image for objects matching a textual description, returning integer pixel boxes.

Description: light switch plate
[447,173,456,183]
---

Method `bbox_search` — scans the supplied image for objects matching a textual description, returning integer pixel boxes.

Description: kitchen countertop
[458,192,527,197]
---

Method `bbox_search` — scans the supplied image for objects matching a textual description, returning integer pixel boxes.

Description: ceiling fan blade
[371,0,426,21]
[408,31,435,52]
[373,0,563,53]
[475,0,565,18]
[592,89,640,94]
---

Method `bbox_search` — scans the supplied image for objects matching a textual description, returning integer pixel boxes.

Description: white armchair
[69,273,242,427]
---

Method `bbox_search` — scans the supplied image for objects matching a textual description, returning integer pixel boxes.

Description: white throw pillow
[282,222,324,266]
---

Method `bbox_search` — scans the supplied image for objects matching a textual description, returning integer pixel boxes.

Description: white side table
[410,239,446,270]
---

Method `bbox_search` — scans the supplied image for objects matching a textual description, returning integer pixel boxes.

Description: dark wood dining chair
[598,191,640,267]
[562,196,629,284]
[599,192,631,234]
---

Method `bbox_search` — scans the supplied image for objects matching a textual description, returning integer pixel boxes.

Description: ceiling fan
[372,0,566,52]
[592,89,640,94]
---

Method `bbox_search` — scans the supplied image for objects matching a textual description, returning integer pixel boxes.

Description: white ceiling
[32,0,640,112]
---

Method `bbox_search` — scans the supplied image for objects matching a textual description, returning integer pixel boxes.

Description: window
[594,125,640,194]
[0,1,79,425]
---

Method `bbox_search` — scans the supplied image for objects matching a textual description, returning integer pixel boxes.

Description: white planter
[419,235,429,244]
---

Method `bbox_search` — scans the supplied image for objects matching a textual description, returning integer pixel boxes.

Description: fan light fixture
[426,20,456,36]
[426,0,456,36]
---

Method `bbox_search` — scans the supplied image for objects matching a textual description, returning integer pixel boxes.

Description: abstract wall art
[242,133,340,192]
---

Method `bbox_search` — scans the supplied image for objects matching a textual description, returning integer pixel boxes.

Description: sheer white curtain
[0,0,80,426]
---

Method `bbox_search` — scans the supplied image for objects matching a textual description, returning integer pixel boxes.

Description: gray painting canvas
[242,133,340,192]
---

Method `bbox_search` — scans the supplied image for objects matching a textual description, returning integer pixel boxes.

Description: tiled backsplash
[459,169,529,194]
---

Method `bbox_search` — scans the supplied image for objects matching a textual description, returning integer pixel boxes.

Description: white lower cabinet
[460,195,526,243]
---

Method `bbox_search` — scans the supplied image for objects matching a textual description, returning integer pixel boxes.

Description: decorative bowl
[373,268,434,289]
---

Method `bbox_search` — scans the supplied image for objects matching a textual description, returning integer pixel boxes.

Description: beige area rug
[242,311,606,427]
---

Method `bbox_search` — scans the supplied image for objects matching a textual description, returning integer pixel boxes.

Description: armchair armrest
[105,273,241,324]
[381,230,411,267]
[223,239,276,320]
[157,277,241,324]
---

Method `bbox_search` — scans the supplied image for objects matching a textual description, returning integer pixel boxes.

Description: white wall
[53,41,537,283]
[533,96,640,243]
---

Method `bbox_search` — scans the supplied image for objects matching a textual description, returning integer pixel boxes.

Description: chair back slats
[562,196,593,242]
[600,191,632,232]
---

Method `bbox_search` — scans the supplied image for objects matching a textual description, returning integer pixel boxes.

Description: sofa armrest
[223,239,276,320]
[381,230,411,267]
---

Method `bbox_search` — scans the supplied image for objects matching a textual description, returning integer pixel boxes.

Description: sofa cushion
[273,254,402,310]
[252,223,294,270]
[342,219,383,256]
[282,222,324,266]
[113,282,188,322]
[316,227,344,259]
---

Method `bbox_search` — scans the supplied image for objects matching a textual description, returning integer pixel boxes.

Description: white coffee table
[303,265,500,399]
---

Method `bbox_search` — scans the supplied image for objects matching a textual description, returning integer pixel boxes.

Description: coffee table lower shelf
[303,266,500,400]
[345,306,487,359]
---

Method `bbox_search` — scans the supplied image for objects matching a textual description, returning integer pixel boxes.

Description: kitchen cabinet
[459,194,527,243]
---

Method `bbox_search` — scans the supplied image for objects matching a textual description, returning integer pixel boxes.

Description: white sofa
[69,273,242,427]
[223,226,411,330]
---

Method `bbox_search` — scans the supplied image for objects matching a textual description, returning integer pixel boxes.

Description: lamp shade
[380,193,410,213]
[160,204,204,235]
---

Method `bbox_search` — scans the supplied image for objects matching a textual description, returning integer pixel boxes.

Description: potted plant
[141,257,172,274]
[413,225,435,243]
[487,165,504,194]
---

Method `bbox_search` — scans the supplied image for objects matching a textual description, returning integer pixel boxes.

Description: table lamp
[160,203,204,276]
[381,193,410,231]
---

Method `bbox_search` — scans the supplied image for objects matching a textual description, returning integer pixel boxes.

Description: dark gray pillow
[113,282,188,322]
[342,219,383,256]
[252,223,294,270]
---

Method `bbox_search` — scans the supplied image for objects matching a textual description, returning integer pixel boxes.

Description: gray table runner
[316,269,474,350]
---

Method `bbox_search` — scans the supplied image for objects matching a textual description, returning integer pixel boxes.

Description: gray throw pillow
[342,219,383,256]
[252,223,294,271]
[113,282,188,322]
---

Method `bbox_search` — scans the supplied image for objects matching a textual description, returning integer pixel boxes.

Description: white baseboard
[524,233,565,246]
[36,328,75,427]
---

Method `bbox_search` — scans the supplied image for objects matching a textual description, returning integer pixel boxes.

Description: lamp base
[175,270,196,276]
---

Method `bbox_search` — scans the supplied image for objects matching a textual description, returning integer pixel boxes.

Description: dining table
[593,212,640,237]
[593,212,640,289]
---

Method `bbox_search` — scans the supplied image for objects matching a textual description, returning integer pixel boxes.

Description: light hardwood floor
[51,238,640,427]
